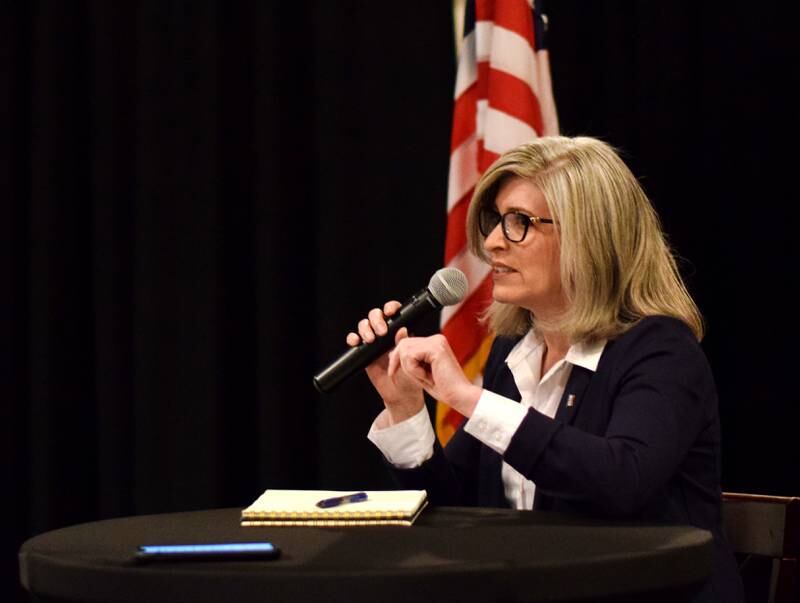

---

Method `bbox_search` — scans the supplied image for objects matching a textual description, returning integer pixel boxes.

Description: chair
[722,492,799,603]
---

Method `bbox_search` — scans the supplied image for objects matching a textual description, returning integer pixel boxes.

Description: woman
[348,136,743,602]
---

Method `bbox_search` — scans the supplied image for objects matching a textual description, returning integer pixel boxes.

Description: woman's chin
[491,290,517,306]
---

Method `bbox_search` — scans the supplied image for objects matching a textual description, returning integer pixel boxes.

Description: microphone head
[428,268,468,307]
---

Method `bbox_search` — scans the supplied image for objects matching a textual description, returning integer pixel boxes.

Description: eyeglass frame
[478,206,555,243]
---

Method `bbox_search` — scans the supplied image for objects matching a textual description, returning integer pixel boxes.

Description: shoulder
[600,316,711,380]
[613,315,698,350]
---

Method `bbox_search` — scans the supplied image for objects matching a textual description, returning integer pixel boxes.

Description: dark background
[2,2,797,602]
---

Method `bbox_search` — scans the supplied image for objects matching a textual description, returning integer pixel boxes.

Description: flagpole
[452,0,467,55]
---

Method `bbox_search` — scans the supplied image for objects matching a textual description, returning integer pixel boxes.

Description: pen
[315,492,368,509]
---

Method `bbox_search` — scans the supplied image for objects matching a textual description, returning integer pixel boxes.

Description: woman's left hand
[387,334,483,418]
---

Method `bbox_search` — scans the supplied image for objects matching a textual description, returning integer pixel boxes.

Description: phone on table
[135,542,280,563]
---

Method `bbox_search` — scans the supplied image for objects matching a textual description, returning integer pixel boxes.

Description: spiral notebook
[240,489,428,527]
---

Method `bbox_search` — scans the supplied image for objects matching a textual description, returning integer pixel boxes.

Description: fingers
[387,334,412,379]
[384,300,402,316]
[358,309,384,344]
[346,301,402,347]
[388,337,433,387]
[357,317,375,343]
[394,326,409,345]
[368,308,388,337]
[386,334,478,417]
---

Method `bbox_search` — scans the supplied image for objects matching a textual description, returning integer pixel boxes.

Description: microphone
[313,267,468,393]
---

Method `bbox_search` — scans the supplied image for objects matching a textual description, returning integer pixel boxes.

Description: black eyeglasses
[478,207,555,243]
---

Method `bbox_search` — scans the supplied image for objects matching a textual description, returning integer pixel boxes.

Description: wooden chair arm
[722,492,800,558]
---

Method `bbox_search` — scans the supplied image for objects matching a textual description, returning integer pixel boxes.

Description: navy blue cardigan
[390,316,743,602]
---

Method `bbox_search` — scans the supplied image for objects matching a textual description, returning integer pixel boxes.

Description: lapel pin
[566,394,576,408]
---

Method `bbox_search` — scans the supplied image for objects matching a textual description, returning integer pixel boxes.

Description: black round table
[19,506,712,603]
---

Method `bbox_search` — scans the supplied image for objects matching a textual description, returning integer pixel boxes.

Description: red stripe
[451,84,478,151]
[493,0,535,47]
[442,276,494,364]
[488,68,543,134]
[476,0,534,47]
[470,61,490,104]
[474,0,494,27]
[478,147,499,174]
[444,193,472,265]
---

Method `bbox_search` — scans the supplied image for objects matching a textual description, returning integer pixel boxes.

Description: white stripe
[440,250,491,328]
[447,134,481,210]
[475,98,488,141]
[535,50,560,135]
[483,107,538,156]
[474,21,493,62]
[476,21,540,99]
[454,29,477,99]
[457,20,539,101]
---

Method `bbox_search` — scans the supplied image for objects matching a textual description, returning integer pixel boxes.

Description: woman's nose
[483,221,506,252]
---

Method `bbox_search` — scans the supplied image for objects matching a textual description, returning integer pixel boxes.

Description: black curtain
[2,2,797,602]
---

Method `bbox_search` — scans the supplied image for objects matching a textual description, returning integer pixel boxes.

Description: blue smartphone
[135,542,280,563]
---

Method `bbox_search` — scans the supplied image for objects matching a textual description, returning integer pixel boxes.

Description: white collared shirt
[367,330,606,510]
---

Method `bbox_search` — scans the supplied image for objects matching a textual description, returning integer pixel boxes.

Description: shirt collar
[565,337,606,372]
[505,329,606,373]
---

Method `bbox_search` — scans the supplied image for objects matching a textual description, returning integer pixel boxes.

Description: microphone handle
[313,289,440,393]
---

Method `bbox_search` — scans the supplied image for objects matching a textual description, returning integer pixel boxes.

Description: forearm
[367,406,482,506]
[503,393,708,517]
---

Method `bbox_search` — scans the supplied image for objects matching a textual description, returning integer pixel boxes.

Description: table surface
[19,506,713,603]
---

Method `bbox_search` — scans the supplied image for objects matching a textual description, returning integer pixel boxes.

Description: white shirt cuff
[367,407,436,469]
[464,389,527,455]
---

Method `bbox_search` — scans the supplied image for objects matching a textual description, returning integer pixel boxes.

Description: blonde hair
[466,136,704,342]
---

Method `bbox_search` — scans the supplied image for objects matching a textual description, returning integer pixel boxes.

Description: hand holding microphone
[347,300,428,424]
[313,268,468,394]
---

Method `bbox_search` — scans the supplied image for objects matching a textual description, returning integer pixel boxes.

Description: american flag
[437,0,559,445]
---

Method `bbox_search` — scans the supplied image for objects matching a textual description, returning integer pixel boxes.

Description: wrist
[384,393,425,425]
[455,384,482,418]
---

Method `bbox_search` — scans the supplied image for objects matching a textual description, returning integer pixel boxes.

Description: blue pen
[315,492,368,509]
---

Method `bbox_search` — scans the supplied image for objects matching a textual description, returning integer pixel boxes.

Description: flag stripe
[447,135,480,210]
[454,30,477,99]
[476,0,535,43]
[486,68,544,135]
[482,107,537,157]
[534,50,559,136]
[451,85,479,151]
[478,146,500,173]
[444,195,470,263]
[479,24,541,99]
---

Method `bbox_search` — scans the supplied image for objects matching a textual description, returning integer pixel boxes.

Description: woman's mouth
[492,263,515,274]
